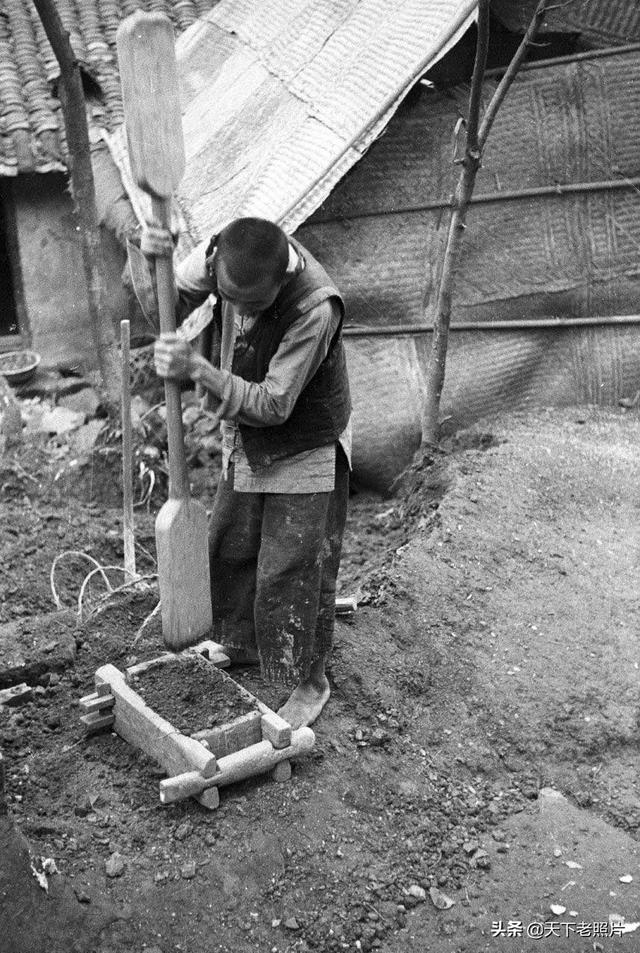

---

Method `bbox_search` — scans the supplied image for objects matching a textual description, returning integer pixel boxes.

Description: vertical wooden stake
[121,319,136,580]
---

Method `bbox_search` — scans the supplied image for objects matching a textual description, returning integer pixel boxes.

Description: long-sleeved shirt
[176,241,351,493]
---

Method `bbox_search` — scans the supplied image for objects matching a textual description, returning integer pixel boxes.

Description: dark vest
[213,239,351,470]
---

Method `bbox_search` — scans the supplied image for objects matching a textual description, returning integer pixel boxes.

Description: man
[146,217,351,729]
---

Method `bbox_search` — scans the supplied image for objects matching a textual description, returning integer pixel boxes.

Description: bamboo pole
[308,176,640,225]
[343,315,640,337]
[484,41,640,77]
[120,320,136,581]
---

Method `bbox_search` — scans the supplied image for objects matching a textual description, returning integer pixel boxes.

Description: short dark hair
[212,217,288,288]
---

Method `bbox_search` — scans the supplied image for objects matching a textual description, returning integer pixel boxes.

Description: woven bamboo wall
[300,52,640,326]
[491,0,640,48]
[297,51,640,491]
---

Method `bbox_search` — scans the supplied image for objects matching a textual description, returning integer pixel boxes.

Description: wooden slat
[189,640,231,668]
[159,727,315,804]
[125,654,174,680]
[81,710,115,734]
[259,709,292,749]
[79,692,115,712]
[95,664,217,778]
[192,710,262,759]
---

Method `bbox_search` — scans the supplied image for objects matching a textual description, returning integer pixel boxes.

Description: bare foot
[221,644,260,665]
[277,675,330,729]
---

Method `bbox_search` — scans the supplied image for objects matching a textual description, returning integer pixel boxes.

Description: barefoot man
[147,217,351,729]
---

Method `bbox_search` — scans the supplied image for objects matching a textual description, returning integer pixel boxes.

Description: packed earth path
[1,406,640,953]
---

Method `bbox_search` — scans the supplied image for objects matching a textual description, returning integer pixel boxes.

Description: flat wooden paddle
[117,11,212,649]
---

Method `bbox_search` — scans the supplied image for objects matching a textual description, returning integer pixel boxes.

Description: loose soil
[130,656,258,734]
[1,406,639,953]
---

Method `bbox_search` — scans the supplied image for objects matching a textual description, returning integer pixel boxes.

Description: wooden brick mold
[78,646,314,810]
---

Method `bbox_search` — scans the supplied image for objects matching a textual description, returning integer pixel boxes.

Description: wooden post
[421,0,550,446]
[32,0,121,411]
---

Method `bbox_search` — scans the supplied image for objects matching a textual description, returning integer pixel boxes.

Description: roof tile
[0,0,218,175]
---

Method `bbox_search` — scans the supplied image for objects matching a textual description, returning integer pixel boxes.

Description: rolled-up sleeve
[225,298,341,427]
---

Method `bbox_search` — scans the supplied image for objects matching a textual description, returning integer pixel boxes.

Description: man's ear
[205,233,218,277]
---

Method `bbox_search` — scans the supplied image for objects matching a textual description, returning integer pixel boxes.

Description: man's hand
[141,222,176,259]
[154,333,196,381]
[154,333,229,399]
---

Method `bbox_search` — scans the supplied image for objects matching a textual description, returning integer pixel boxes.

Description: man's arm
[155,298,341,427]
[226,298,340,426]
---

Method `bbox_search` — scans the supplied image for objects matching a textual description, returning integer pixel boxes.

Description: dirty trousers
[208,449,349,685]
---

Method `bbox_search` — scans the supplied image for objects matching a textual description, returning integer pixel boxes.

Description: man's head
[206,217,289,315]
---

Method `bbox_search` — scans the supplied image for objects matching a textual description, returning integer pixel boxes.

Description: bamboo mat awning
[0,0,218,176]
[104,0,477,244]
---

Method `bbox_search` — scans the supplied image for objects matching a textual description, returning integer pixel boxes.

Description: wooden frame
[79,647,314,809]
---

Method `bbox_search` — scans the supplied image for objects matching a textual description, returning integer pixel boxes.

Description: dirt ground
[1,405,639,953]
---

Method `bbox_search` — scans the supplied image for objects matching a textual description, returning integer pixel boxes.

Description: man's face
[215,259,281,319]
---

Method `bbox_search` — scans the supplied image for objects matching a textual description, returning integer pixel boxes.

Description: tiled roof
[0,0,217,176]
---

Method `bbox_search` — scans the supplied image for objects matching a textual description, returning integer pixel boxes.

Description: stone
[0,684,32,707]
[0,611,77,690]
[407,884,426,902]
[284,918,300,931]
[74,797,91,818]
[429,886,455,910]
[472,849,491,870]
[38,406,85,435]
[181,861,197,880]
[58,388,100,419]
[174,821,193,842]
[130,395,151,428]
[68,419,105,456]
[105,852,126,878]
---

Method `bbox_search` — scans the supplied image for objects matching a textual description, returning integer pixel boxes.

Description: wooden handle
[152,197,190,500]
